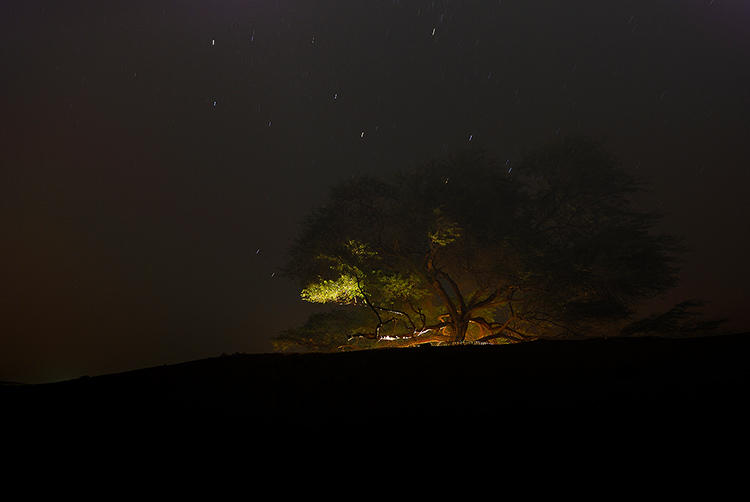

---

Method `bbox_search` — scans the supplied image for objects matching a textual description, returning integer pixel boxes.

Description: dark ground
[3,334,749,432]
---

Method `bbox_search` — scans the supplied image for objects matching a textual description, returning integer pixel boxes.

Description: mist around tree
[275,137,724,352]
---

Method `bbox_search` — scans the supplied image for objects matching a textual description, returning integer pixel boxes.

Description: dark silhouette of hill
[3,334,749,429]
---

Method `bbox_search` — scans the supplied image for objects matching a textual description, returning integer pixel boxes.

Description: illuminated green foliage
[300,237,429,308]
[374,271,428,302]
[301,274,363,304]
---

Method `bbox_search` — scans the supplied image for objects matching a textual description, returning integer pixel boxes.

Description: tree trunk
[454,318,469,343]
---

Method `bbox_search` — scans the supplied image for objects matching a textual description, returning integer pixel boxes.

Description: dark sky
[2,0,749,383]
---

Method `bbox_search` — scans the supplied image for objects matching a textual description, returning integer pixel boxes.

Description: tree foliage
[277,137,705,352]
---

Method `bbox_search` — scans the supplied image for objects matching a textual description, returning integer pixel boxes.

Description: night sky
[2,0,749,383]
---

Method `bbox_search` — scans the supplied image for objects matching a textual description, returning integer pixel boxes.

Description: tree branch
[408,301,427,331]
[348,320,451,343]
[373,305,416,332]
[473,316,514,343]
[436,269,467,315]
[467,288,499,313]
[353,274,387,336]
[424,251,461,328]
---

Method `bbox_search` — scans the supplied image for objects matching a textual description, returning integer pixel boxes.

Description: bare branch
[373,305,416,332]
[353,274,387,336]
[408,301,427,331]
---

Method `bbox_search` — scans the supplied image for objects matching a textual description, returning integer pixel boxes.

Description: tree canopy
[275,137,693,352]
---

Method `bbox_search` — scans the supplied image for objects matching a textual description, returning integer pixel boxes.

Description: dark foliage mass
[277,137,719,352]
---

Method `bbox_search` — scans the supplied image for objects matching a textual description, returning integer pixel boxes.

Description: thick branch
[503,326,538,342]
[436,269,467,315]
[348,321,451,343]
[430,278,458,320]
[353,274,387,336]
[424,255,459,325]
[374,329,454,348]
[468,288,499,313]
[373,305,416,332]
[473,316,514,343]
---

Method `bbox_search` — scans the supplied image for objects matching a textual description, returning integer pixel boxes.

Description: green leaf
[301,274,364,304]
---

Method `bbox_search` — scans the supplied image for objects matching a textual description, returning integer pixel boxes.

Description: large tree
[276,137,687,351]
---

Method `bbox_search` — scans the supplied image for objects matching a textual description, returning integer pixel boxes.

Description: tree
[277,137,688,352]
